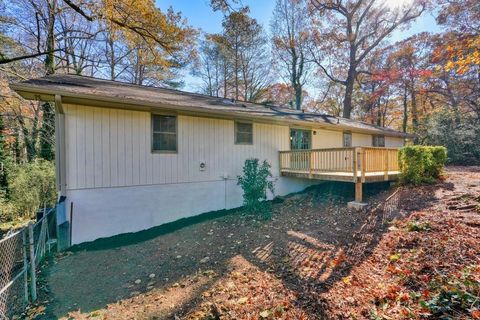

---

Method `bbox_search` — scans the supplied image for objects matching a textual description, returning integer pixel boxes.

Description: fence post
[22,231,29,304]
[27,223,37,302]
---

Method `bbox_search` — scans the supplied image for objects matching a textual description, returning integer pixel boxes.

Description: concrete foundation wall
[67,177,315,244]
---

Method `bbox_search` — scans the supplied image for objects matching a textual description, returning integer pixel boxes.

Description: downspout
[54,94,66,197]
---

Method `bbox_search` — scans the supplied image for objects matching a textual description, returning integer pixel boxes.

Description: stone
[347,201,368,210]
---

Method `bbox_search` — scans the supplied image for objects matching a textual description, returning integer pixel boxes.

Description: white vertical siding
[385,137,405,147]
[312,129,343,149]
[352,133,372,147]
[64,104,290,190]
[64,104,402,193]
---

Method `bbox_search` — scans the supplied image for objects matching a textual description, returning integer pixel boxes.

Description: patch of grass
[406,221,431,232]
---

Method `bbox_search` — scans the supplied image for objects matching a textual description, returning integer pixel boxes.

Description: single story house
[11,74,410,244]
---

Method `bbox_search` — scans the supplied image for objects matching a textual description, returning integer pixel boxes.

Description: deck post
[360,148,366,183]
[355,181,363,202]
[384,150,389,181]
[309,151,314,178]
[352,147,358,182]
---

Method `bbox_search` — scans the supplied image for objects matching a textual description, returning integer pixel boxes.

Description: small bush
[398,146,447,185]
[406,221,431,232]
[7,159,56,219]
[0,192,16,222]
[237,158,275,219]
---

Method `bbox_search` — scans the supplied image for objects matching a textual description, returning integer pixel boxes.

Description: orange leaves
[92,0,197,71]
[330,250,346,268]
[433,34,480,75]
[472,309,480,319]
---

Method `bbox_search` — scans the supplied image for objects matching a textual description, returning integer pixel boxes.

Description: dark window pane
[373,135,385,147]
[152,114,177,151]
[153,133,176,151]
[236,122,252,134]
[236,132,253,144]
[343,133,352,147]
[235,122,253,144]
[153,115,176,133]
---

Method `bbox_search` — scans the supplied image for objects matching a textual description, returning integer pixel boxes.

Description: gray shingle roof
[10,74,411,138]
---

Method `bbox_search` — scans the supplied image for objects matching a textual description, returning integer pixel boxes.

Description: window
[372,135,385,147]
[235,122,253,144]
[290,129,311,150]
[343,132,352,147]
[152,114,177,152]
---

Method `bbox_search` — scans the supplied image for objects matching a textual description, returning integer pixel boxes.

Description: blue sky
[155,0,440,91]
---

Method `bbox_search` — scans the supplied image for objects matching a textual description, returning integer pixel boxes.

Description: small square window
[343,132,352,147]
[372,135,385,147]
[152,114,177,152]
[235,122,253,144]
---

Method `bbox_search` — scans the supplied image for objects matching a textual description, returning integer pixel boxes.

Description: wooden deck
[279,147,401,202]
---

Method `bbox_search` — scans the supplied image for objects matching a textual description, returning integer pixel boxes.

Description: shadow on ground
[38,180,443,319]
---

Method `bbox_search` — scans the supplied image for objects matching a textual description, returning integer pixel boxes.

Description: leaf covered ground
[27,167,479,319]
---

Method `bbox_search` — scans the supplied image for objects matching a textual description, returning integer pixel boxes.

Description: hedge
[398,146,448,185]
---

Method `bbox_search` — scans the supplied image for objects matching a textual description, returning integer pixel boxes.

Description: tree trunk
[411,81,418,133]
[294,84,302,110]
[402,85,408,133]
[39,0,56,161]
[234,38,239,101]
[342,67,355,118]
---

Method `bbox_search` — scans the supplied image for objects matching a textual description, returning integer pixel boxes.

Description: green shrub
[7,159,56,219]
[237,158,275,219]
[0,191,16,222]
[398,146,447,185]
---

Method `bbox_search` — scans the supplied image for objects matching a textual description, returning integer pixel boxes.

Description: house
[11,75,410,244]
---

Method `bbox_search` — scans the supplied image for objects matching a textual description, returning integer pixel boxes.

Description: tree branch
[0,49,62,65]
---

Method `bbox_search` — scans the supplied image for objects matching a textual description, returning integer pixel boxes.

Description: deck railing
[279,147,400,182]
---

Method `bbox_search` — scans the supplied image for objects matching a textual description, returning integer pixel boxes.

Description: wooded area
[0,0,479,223]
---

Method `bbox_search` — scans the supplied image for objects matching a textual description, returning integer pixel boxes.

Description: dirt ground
[29,167,480,320]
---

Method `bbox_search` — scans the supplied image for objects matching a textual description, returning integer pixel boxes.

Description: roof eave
[9,82,411,139]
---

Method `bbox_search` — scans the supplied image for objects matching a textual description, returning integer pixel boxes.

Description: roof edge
[9,79,414,139]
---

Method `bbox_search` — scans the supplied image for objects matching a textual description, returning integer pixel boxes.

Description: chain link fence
[0,229,27,319]
[0,207,57,319]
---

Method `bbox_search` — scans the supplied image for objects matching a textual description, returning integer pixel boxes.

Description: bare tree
[271,0,312,110]
[310,0,426,118]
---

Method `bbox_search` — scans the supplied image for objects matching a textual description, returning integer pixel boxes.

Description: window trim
[234,121,253,145]
[343,131,352,147]
[151,113,178,153]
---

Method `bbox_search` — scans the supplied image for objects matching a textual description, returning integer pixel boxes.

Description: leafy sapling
[237,159,275,219]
